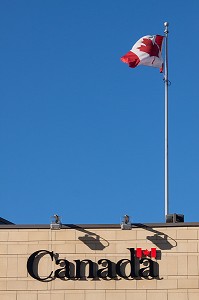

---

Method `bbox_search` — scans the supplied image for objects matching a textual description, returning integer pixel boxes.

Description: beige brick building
[1,218,199,300]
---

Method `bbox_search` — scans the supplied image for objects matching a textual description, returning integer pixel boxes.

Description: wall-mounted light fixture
[50,214,62,230]
[121,214,132,230]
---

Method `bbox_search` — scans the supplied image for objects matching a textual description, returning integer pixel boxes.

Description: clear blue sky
[0,0,199,224]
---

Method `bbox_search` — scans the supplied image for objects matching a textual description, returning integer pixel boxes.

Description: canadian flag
[121,35,164,71]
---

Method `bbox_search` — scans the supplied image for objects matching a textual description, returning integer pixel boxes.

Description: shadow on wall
[64,224,177,251]
[134,223,177,250]
[64,224,109,250]
[78,234,109,250]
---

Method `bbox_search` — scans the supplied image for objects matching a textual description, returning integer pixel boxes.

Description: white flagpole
[164,22,169,220]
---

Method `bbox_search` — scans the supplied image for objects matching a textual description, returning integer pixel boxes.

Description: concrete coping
[0,222,199,229]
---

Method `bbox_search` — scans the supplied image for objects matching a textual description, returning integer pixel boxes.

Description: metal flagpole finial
[164,22,169,35]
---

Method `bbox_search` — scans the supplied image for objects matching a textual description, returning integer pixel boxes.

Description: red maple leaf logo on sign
[138,38,159,57]
[143,249,150,257]
[136,248,157,258]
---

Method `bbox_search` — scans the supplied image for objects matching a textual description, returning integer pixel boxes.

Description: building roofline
[0,222,199,229]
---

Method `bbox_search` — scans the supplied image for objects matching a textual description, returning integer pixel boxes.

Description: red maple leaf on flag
[138,38,159,57]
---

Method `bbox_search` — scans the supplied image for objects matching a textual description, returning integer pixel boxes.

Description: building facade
[0,221,199,300]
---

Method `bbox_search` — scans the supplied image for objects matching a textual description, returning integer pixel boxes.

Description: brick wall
[0,225,199,299]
